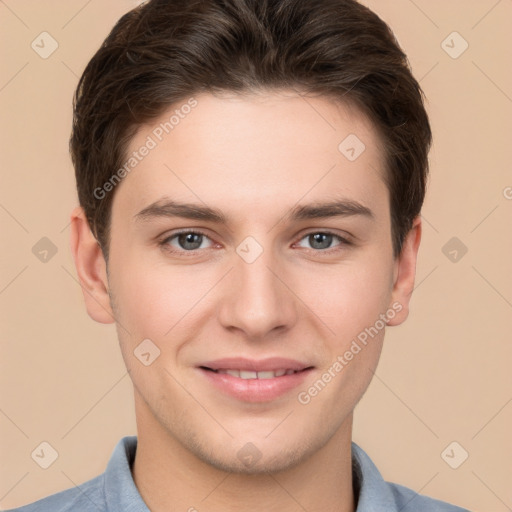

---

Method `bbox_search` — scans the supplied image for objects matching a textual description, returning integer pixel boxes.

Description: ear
[69,206,115,324]
[387,215,422,326]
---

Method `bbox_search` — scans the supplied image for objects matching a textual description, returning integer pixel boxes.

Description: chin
[203,446,313,475]
[184,431,320,475]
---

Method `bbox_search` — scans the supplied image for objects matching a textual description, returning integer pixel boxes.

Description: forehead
[112,90,388,223]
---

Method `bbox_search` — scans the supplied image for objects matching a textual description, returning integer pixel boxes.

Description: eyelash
[158,229,352,256]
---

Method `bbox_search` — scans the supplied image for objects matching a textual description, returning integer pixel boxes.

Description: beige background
[1,1,511,510]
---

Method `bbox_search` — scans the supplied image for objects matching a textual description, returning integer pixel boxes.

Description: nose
[217,246,298,341]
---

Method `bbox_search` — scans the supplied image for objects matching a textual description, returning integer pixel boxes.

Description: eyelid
[159,228,352,255]
[158,228,216,253]
[293,229,352,251]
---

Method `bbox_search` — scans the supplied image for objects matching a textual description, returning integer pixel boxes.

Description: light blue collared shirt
[6,436,470,511]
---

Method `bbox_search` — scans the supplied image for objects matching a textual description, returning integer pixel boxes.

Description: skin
[70,90,421,512]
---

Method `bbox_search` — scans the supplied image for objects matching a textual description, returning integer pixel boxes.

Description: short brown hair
[70,0,432,261]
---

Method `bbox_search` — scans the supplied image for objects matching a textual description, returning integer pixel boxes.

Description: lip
[200,357,311,372]
[197,357,314,403]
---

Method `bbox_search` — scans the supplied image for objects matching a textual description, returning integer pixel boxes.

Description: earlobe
[387,216,422,327]
[69,206,116,324]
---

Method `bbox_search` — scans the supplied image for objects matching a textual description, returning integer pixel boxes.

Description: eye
[295,231,348,251]
[159,229,350,256]
[160,230,215,253]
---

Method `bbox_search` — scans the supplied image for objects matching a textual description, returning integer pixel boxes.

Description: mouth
[197,358,314,402]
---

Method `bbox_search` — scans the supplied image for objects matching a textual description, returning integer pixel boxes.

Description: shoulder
[4,436,140,512]
[4,474,106,512]
[351,442,471,511]
[387,481,471,511]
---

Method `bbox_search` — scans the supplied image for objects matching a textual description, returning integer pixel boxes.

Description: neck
[131,393,356,512]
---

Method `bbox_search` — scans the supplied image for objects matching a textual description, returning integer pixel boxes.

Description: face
[73,90,419,474]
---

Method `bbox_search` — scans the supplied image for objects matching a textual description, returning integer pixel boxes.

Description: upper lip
[199,357,313,372]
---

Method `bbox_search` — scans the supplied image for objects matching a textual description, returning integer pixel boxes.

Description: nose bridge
[218,239,297,339]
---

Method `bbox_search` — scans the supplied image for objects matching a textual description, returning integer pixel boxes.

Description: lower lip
[198,368,313,403]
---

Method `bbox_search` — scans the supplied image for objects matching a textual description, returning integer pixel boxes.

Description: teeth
[256,371,275,380]
[214,368,299,379]
[239,370,258,379]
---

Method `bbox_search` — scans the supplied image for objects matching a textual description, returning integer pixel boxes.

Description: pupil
[310,233,332,250]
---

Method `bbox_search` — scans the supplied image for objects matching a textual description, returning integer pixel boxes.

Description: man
[8,0,470,510]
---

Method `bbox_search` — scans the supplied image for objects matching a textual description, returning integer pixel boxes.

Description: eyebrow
[134,197,374,224]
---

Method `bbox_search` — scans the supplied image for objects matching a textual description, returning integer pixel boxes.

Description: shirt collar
[104,436,150,511]
[104,436,397,511]
[351,441,399,510]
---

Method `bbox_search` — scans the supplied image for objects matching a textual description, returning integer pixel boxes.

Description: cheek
[324,257,393,394]
[109,254,217,339]
[298,255,394,340]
